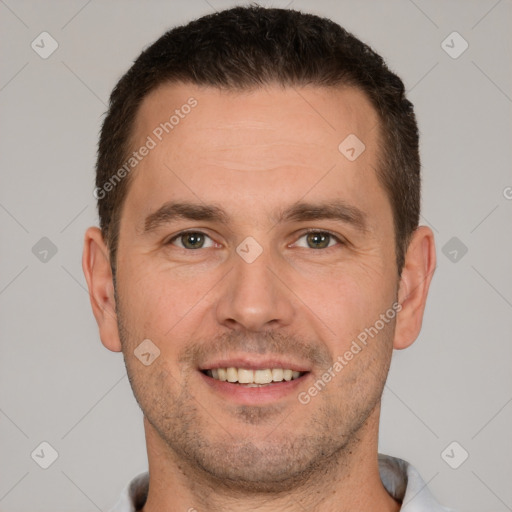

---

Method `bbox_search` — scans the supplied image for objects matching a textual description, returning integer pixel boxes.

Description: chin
[173,428,342,494]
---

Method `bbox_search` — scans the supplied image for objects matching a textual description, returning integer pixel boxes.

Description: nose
[215,246,295,332]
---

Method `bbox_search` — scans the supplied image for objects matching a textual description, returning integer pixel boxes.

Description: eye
[293,231,342,249]
[168,231,215,250]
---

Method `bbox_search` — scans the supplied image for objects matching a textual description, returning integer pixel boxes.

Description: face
[110,83,401,489]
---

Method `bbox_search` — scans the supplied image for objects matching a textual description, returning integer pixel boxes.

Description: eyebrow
[277,201,368,233]
[143,202,229,234]
[142,200,368,234]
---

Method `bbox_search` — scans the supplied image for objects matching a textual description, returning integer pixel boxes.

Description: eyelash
[166,229,345,250]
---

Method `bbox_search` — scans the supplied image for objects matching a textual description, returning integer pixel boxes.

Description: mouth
[201,367,307,387]
[197,356,312,404]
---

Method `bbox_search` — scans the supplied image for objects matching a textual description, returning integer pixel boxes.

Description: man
[82,5,450,511]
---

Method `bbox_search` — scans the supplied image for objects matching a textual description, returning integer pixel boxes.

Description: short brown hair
[96,5,420,275]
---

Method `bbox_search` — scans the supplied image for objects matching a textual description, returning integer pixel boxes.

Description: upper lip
[199,355,311,372]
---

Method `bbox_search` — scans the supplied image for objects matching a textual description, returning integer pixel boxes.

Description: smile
[202,367,306,386]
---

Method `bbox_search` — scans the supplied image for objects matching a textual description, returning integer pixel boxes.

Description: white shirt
[108,453,454,511]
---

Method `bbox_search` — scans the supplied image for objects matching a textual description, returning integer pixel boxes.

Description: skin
[83,83,436,511]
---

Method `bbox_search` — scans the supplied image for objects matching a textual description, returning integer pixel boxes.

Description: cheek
[117,256,216,343]
[291,262,395,348]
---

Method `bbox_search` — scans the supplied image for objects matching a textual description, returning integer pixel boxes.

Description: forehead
[133,81,379,160]
[122,82,387,228]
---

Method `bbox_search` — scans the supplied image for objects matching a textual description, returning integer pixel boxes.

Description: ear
[394,226,436,350]
[82,226,122,352]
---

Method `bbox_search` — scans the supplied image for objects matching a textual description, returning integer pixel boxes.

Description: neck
[140,407,401,512]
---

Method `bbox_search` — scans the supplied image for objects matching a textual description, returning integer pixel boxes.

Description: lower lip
[199,371,309,405]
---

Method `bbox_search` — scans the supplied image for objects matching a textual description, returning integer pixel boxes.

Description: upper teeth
[206,368,302,384]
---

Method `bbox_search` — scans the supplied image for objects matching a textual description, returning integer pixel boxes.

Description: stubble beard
[116,297,392,495]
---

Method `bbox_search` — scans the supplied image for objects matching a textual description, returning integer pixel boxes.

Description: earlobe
[82,227,122,352]
[393,226,436,350]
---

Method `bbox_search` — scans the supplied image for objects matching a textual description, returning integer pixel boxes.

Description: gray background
[0,0,511,511]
